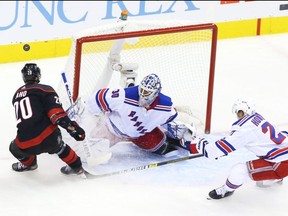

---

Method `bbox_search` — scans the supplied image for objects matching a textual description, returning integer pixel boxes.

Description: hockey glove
[186,137,208,155]
[55,116,86,141]
[67,121,86,141]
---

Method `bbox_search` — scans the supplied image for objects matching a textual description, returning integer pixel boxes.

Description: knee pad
[9,140,22,157]
[48,133,65,155]
[54,142,66,155]
[9,140,16,154]
[9,140,29,160]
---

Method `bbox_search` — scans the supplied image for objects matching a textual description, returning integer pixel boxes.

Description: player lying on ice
[73,69,196,166]
[180,98,288,199]
[66,38,197,166]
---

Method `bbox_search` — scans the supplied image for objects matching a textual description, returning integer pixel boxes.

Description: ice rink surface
[1,32,288,216]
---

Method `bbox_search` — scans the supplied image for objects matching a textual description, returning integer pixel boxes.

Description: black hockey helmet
[21,63,41,83]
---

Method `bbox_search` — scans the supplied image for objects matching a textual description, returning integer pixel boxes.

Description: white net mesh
[56,20,217,134]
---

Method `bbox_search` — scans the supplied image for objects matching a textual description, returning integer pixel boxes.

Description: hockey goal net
[57,19,218,134]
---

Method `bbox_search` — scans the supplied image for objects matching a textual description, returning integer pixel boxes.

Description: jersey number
[262,122,286,144]
[14,97,33,125]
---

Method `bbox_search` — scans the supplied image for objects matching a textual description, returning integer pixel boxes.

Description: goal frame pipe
[73,23,218,133]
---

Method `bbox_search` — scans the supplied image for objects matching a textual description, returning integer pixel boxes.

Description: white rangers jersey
[205,113,288,162]
[86,86,177,139]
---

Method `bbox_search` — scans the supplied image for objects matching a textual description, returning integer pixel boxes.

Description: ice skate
[60,165,87,179]
[208,185,235,200]
[12,162,38,172]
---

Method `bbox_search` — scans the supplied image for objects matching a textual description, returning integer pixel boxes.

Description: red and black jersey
[12,83,67,149]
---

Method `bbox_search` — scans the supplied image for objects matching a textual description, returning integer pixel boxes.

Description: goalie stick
[61,71,107,167]
[85,153,204,178]
[61,11,131,167]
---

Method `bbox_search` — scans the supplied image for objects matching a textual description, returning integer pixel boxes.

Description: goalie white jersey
[86,86,178,139]
[205,113,288,162]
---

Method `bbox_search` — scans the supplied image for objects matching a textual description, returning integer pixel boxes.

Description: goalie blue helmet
[138,73,162,108]
[21,63,41,83]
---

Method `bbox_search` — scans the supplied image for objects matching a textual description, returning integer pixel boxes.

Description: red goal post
[57,20,218,134]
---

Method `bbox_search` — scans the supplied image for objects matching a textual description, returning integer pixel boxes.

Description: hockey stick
[85,153,204,178]
[61,71,107,166]
[61,11,129,167]
[94,10,129,90]
[61,72,73,106]
[61,71,81,119]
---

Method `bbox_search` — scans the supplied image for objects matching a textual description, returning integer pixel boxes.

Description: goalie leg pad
[90,117,124,147]
[82,138,112,166]
[131,127,166,152]
[108,53,120,67]
[113,62,139,72]
[247,158,288,180]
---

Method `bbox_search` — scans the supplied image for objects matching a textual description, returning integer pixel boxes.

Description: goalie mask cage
[57,20,218,134]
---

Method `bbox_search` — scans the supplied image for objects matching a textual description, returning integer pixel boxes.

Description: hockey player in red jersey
[185,98,288,199]
[10,63,86,176]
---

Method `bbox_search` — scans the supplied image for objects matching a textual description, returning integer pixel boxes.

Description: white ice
[1,33,288,216]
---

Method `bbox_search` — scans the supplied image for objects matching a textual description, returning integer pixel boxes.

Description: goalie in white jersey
[183,98,288,199]
[83,73,182,159]
[64,34,196,167]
